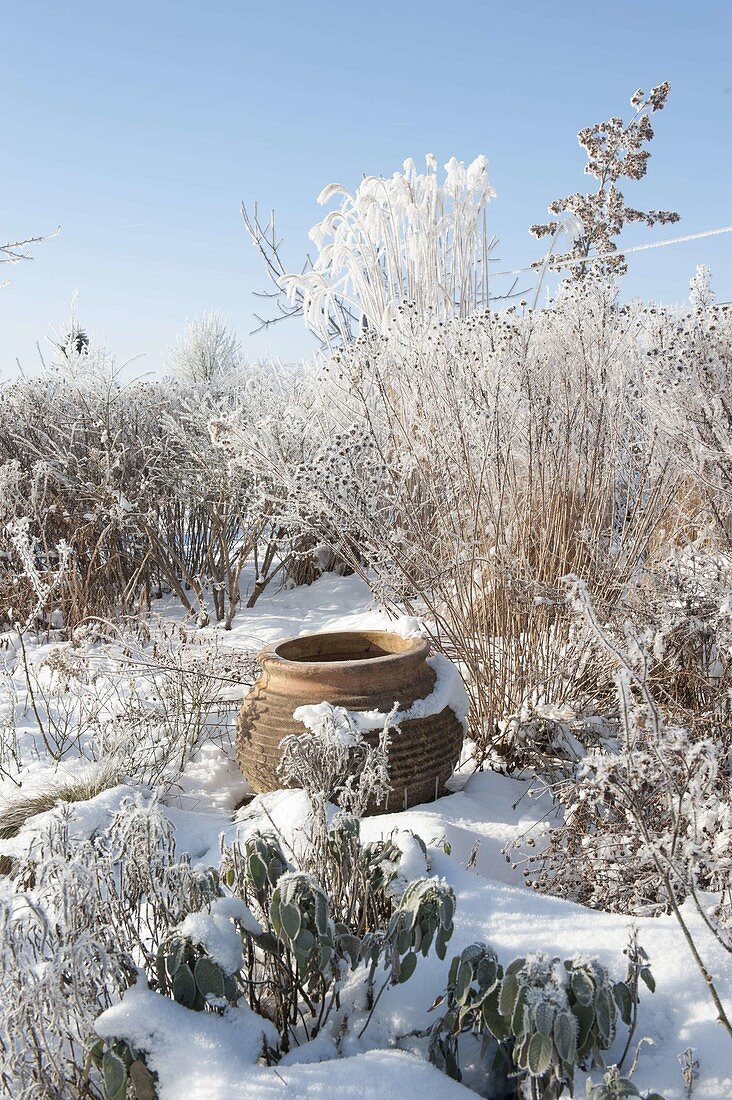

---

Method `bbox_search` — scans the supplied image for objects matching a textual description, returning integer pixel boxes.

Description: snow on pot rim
[292,651,469,735]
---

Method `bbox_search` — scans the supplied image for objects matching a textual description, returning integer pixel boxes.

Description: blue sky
[1,0,730,376]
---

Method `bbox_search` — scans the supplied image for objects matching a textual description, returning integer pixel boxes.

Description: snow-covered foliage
[0,617,255,802]
[283,701,393,815]
[88,778,456,1098]
[517,576,732,1043]
[522,568,732,925]
[427,942,659,1099]
[0,799,218,1099]
[0,573,729,1098]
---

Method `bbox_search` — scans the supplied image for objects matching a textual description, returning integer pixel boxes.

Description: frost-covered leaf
[194,956,225,1000]
[455,959,473,1005]
[280,902,301,942]
[573,1002,594,1054]
[512,988,529,1038]
[399,951,418,983]
[527,1031,553,1076]
[499,972,519,1018]
[613,981,633,1026]
[595,989,615,1045]
[295,927,315,954]
[554,1010,576,1065]
[482,986,510,1042]
[172,962,197,1008]
[535,1000,556,1037]
[571,970,595,1007]
[102,1049,126,1100]
[476,953,498,993]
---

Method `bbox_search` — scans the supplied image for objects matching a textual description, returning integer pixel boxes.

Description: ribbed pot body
[236,630,464,812]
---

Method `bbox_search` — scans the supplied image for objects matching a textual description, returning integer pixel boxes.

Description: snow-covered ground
[2,573,731,1098]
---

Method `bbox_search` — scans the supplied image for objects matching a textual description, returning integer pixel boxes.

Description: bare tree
[166,311,242,384]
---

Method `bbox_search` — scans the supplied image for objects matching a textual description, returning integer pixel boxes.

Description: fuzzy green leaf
[476,954,498,993]
[399,952,418,983]
[248,852,267,889]
[296,927,315,954]
[554,1010,576,1065]
[172,962,197,1008]
[280,902,302,942]
[573,1001,594,1055]
[267,857,285,886]
[640,966,656,993]
[448,956,460,989]
[527,1031,553,1076]
[512,987,529,1038]
[455,960,473,1005]
[314,890,328,936]
[613,981,633,1026]
[498,972,519,1018]
[482,986,510,1041]
[595,989,615,1045]
[571,970,594,1007]
[194,957,225,1000]
[396,928,412,956]
[102,1050,127,1100]
[535,1000,556,1037]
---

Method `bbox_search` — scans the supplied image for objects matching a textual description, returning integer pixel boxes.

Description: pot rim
[259,628,429,672]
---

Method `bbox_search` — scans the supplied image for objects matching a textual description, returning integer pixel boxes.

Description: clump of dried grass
[245,280,717,764]
[0,767,119,843]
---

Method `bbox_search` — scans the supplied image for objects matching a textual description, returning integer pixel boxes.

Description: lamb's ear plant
[384,876,456,971]
[357,876,456,1038]
[428,945,657,1099]
[245,831,289,889]
[270,872,337,978]
[197,778,453,1055]
[585,1066,665,1100]
[156,929,237,1012]
[87,1037,157,1100]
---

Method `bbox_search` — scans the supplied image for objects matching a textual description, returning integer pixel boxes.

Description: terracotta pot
[236,629,464,812]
